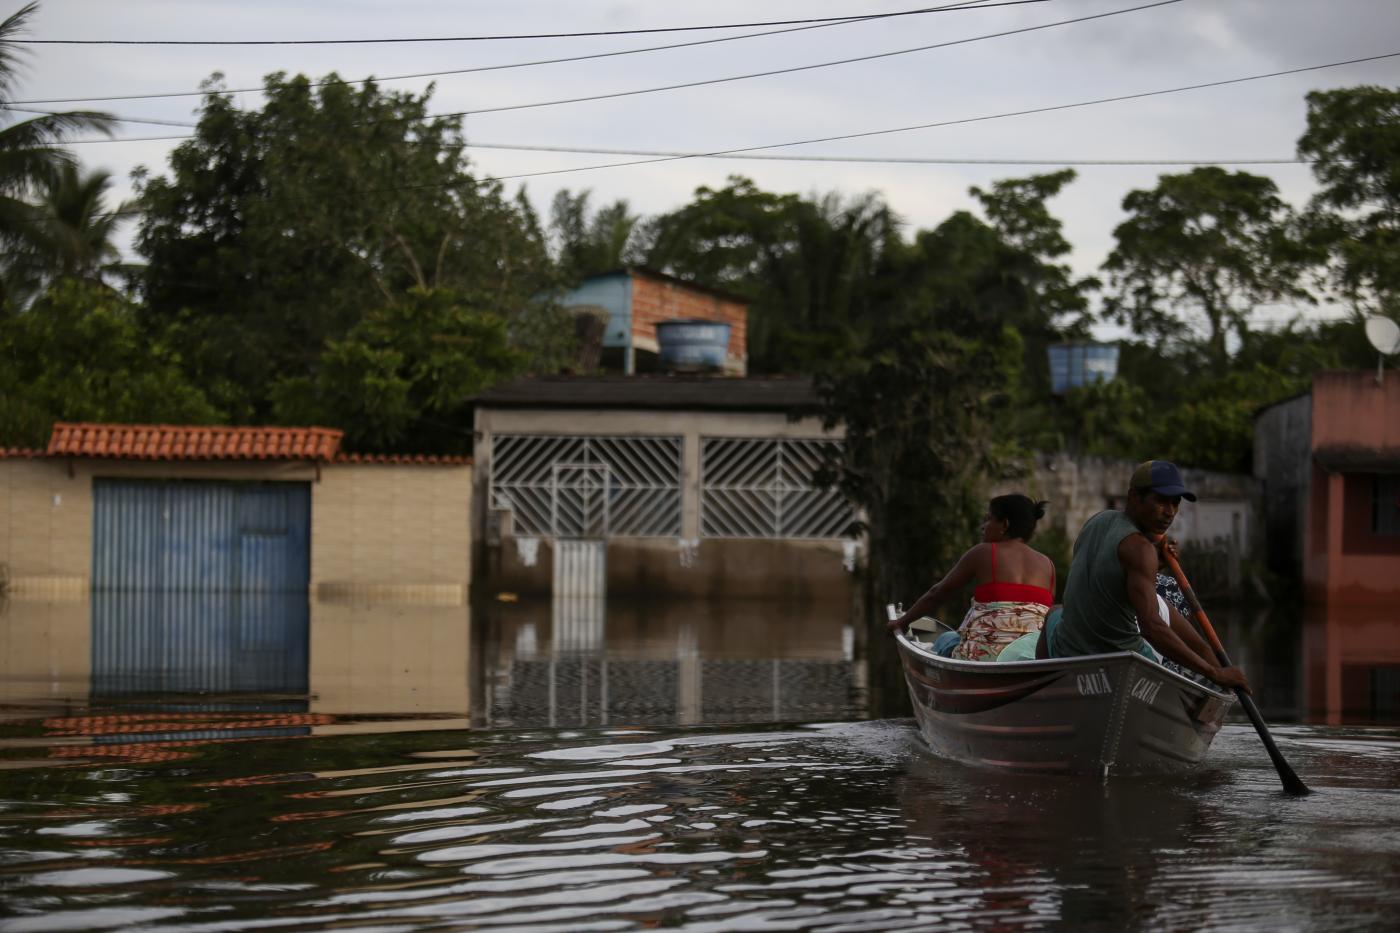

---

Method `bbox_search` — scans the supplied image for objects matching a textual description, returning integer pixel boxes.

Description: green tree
[270,288,524,453]
[14,164,132,294]
[549,189,643,283]
[1103,167,1315,370]
[971,169,1097,335]
[890,191,1090,459]
[1149,364,1310,472]
[1055,377,1152,459]
[0,2,113,304]
[1297,85,1400,319]
[0,281,221,447]
[135,72,564,421]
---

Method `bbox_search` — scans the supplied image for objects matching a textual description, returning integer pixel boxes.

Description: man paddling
[1038,460,1251,693]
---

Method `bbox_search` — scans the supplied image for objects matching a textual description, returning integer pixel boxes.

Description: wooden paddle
[1158,541,1311,796]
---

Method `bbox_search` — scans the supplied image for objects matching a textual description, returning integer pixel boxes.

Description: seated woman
[887,495,1056,661]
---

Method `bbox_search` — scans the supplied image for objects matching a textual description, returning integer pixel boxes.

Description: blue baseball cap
[1130,460,1197,502]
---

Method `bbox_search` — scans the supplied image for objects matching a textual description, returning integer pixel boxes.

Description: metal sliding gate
[91,479,311,695]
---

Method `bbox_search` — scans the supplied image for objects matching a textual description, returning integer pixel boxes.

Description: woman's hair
[989,494,1048,541]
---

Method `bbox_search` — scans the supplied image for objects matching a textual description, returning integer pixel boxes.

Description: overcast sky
[11,0,1400,333]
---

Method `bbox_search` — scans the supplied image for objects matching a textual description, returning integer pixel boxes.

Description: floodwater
[1,596,1398,930]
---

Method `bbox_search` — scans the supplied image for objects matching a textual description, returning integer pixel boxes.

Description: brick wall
[630,272,748,363]
[312,461,472,604]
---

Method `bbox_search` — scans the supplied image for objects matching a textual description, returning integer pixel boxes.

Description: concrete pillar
[677,624,700,725]
[681,428,702,540]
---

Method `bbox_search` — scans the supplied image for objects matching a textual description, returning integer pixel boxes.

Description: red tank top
[973,542,1055,607]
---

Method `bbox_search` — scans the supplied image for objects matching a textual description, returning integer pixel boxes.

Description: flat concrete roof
[473,375,822,413]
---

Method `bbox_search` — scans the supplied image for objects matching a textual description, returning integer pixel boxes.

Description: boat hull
[896,632,1232,776]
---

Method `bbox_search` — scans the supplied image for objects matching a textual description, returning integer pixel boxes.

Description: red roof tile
[46,423,344,462]
[0,447,46,459]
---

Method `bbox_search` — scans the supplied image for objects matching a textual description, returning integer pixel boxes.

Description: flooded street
[1,597,1398,930]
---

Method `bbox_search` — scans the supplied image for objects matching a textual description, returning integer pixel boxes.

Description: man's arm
[888,546,981,635]
[1166,603,1215,663]
[1118,535,1251,692]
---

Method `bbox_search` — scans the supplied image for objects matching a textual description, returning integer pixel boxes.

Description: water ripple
[0,722,1398,930]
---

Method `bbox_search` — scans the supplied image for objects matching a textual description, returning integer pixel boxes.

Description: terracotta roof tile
[0,447,46,459]
[46,423,344,462]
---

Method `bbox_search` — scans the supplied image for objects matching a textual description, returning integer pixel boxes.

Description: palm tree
[1,2,115,303]
[24,163,133,287]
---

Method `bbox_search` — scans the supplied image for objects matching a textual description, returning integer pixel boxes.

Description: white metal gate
[551,463,609,537]
[553,539,606,650]
[491,435,681,537]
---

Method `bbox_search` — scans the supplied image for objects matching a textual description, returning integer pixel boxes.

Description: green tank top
[1055,510,1144,656]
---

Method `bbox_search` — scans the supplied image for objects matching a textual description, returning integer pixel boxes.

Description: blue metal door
[91,480,311,694]
[93,479,309,592]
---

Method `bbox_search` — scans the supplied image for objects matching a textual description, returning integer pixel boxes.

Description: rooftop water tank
[1048,342,1120,395]
[656,319,731,371]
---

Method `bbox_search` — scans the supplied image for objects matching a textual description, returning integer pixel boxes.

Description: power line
[467,142,1323,166]
[8,1,996,105]
[14,0,1041,46]
[10,2,1015,106]
[477,49,1400,182]
[61,131,1324,165]
[413,0,1185,120]
[49,125,1327,165]
[91,48,1393,219]
[8,0,1181,129]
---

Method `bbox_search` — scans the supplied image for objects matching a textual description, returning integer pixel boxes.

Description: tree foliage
[0,281,221,447]
[549,189,643,283]
[270,288,524,453]
[135,72,566,421]
[1298,85,1400,318]
[1104,167,1314,369]
[0,2,114,304]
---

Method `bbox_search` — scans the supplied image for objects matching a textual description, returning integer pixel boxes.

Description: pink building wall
[1303,371,1400,606]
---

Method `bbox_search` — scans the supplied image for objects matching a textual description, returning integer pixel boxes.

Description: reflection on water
[3,592,1397,733]
[2,591,1400,927]
[93,591,308,696]
[479,597,862,728]
[1302,606,1400,724]
[1,718,1399,929]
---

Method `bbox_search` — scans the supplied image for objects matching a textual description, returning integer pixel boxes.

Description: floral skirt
[951,599,1049,662]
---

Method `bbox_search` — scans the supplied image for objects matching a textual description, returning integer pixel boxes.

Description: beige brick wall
[311,462,472,604]
[0,597,90,703]
[308,601,470,714]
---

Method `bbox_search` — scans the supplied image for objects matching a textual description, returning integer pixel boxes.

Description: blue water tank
[1048,342,1120,395]
[656,319,731,371]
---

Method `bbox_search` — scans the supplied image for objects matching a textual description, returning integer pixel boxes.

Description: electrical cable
[86,48,1395,218]
[6,1,1182,127]
[13,1,1041,46]
[10,1,1010,106]
[476,49,1400,183]
[58,131,1325,165]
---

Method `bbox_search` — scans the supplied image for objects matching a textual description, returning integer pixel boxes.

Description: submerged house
[471,375,859,601]
[1255,370,1400,607]
[0,423,473,709]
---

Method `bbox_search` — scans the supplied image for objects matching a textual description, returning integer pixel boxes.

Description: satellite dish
[1366,315,1400,355]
